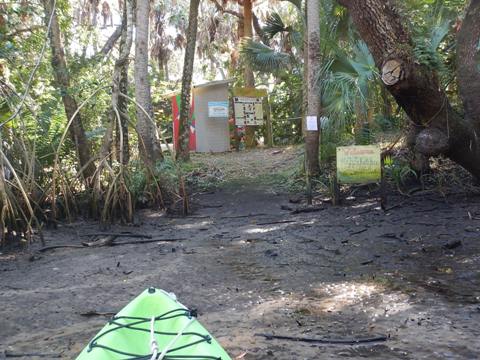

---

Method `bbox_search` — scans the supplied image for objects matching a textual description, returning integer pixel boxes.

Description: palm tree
[243,0,256,148]
[135,0,163,166]
[305,0,321,175]
[177,0,201,161]
[319,40,377,143]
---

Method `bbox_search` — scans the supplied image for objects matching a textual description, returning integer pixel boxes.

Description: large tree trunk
[243,0,256,148]
[457,0,480,126]
[176,0,200,161]
[134,0,163,166]
[42,0,95,183]
[304,0,321,175]
[338,0,480,179]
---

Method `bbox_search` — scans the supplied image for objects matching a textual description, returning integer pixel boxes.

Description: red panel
[171,94,196,152]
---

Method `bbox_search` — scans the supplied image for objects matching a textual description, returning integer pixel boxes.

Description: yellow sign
[337,145,381,184]
[232,87,268,97]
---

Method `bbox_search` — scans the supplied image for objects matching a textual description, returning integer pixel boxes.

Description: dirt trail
[1,148,480,359]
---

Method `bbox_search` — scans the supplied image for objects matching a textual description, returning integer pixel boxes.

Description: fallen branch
[3,351,61,358]
[112,238,186,246]
[79,233,152,239]
[291,206,325,214]
[168,215,211,219]
[350,228,368,235]
[255,333,387,345]
[37,238,185,252]
[220,213,268,219]
[79,310,116,317]
[82,235,116,247]
[38,245,86,252]
[256,220,297,226]
[360,259,374,265]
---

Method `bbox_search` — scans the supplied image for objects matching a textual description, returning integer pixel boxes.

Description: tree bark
[42,0,96,183]
[243,0,256,148]
[457,0,480,126]
[97,25,122,57]
[176,0,200,161]
[304,0,321,175]
[115,0,133,165]
[100,0,132,167]
[338,0,480,179]
[134,0,163,166]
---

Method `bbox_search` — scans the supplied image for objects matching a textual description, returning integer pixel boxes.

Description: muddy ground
[1,148,480,359]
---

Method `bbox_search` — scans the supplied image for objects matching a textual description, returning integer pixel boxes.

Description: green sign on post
[336,145,381,184]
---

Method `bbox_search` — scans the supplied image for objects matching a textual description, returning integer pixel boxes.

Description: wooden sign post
[333,145,385,208]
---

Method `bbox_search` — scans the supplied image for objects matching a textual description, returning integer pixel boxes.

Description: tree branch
[210,0,243,18]
[252,12,269,45]
[337,0,480,179]
[209,0,267,44]
[96,25,122,57]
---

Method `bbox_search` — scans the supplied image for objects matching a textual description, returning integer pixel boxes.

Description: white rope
[149,290,194,360]
[150,317,195,360]
[150,317,159,360]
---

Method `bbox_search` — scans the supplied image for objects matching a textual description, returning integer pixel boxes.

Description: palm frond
[263,12,287,40]
[240,39,291,73]
[430,17,450,50]
[287,27,303,50]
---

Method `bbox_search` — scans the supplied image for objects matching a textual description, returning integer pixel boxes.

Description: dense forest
[0,0,479,246]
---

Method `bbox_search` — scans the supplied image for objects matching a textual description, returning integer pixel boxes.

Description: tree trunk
[176,0,200,161]
[115,0,133,166]
[105,0,133,166]
[380,85,392,120]
[42,0,95,183]
[243,0,256,149]
[134,0,163,167]
[304,0,321,175]
[91,0,99,26]
[338,0,480,179]
[457,0,480,126]
[164,59,170,81]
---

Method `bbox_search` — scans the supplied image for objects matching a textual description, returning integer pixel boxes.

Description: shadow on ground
[1,149,480,359]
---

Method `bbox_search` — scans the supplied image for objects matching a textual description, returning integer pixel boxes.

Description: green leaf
[240,39,291,73]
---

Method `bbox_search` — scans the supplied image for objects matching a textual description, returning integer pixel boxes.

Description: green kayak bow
[76,288,231,360]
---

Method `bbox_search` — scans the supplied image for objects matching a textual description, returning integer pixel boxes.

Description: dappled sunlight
[174,220,213,229]
[244,225,282,234]
[311,281,411,316]
[243,219,316,234]
[145,212,168,219]
[458,255,480,264]
[239,280,412,325]
[351,201,380,209]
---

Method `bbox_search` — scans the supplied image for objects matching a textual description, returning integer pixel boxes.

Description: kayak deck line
[76,288,231,360]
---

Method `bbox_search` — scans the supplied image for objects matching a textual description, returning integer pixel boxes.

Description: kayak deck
[76,288,231,360]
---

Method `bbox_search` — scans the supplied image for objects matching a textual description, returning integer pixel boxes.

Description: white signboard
[306,116,318,131]
[233,96,264,126]
[208,101,228,118]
